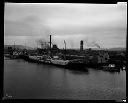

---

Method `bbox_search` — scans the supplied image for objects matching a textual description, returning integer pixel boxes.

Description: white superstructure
[51,59,69,65]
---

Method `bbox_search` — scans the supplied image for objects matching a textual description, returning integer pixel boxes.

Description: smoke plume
[36,38,49,48]
[84,39,101,48]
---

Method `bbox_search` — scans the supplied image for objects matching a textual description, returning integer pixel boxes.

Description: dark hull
[84,63,109,68]
[50,62,86,71]
[19,55,29,61]
[66,63,85,70]
[29,59,52,65]
[25,56,86,70]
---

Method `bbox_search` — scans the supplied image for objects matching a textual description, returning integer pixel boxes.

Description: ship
[50,56,85,69]
[5,35,124,72]
[22,34,85,70]
[26,54,85,70]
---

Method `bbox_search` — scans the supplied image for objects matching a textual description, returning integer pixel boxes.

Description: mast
[14,42,15,51]
[36,42,38,49]
[50,35,52,56]
[25,42,26,50]
[64,40,66,60]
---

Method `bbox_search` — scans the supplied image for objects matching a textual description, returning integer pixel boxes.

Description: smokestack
[80,40,83,51]
[50,35,51,50]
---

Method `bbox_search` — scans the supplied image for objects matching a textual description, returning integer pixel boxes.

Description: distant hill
[4,45,34,50]
[108,47,126,51]
[4,45,126,51]
[84,47,126,51]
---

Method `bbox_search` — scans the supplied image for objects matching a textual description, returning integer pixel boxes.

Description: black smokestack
[50,35,51,50]
[80,40,83,51]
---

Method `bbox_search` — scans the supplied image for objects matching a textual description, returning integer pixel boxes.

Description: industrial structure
[80,40,83,51]
[4,35,126,71]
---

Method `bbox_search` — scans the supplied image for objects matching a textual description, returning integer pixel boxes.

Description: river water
[4,57,126,101]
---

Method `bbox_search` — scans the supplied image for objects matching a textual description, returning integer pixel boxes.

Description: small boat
[122,66,126,70]
[11,54,20,59]
[102,64,120,72]
[4,54,11,58]
[4,52,20,59]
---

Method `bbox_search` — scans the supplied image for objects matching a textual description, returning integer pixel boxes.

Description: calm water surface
[4,57,126,101]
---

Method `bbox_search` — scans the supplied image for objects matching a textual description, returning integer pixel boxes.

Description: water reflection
[91,66,121,74]
[17,59,26,63]
[68,69,89,75]
[4,58,126,100]
[104,70,120,74]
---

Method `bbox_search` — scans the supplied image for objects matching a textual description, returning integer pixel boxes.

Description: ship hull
[83,63,109,68]
[50,59,86,70]
[65,63,85,70]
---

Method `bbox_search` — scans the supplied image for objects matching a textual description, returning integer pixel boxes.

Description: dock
[4,35,126,72]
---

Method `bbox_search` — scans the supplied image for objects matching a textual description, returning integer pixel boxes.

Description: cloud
[4,3,127,48]
[4,15,51,37]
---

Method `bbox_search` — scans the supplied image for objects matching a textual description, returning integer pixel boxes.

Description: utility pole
[50,35,51,51]
[64,40,66,60]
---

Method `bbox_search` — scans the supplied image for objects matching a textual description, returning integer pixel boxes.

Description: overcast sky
[4,3,127,49]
